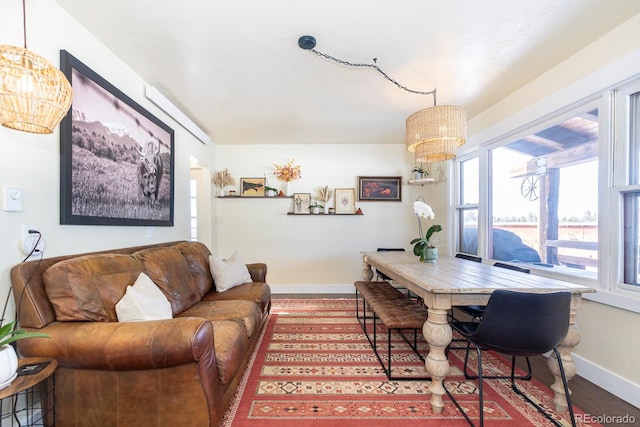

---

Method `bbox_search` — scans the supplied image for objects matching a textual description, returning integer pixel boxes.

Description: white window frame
[456,89,640,313]
[454,152,480,255]
[612,81,640,299]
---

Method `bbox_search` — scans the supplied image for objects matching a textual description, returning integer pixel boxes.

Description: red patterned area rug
[222,299,599,427]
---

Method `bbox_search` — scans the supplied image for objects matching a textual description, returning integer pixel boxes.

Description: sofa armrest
[246,263,267,282]
[17,317,214,371]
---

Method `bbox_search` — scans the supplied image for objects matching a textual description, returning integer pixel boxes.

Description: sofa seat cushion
[43,254,143,322]
[210,320,249,385]
[178,300,261,338]
[201,282,271,313]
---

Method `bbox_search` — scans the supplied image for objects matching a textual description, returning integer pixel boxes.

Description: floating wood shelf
[408,178,435,185]
[287,213,362,216]
[217,196,293,199]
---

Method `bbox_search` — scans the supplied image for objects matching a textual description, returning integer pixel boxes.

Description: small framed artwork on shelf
[357,176,402,201]
[292,193,311,214]
[334,188,356,214]
[240,178,266,197]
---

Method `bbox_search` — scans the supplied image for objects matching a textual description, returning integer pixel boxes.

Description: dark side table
[0,357,57,427]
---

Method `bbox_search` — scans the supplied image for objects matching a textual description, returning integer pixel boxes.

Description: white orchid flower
[413,201,435,219]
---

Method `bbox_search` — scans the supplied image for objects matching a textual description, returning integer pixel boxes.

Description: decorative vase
[286,182,292,197]
[0,345,18,388]
[219,188,225,197]
[424,247,438,263]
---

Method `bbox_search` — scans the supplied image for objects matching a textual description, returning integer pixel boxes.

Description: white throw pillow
[209,251,253,292]
[115,272,173,322]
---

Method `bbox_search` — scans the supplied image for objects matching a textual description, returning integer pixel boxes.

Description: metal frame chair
[444,290,576,427]
[455,261,533,381]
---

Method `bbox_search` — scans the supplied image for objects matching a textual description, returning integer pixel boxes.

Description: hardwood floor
[515,356,640,426]
[274,294,640,426]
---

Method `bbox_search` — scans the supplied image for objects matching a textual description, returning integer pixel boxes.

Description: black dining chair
[445,290,576,427]
[455,261,533,380]
[375,248,405,282]
[454,261,530,320]
[451,253,484,320]
[454,253,482,262]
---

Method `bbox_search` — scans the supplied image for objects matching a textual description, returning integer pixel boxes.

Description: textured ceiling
[53,0,640,145]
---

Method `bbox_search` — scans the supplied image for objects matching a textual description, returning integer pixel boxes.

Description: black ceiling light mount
[297,35,316,50]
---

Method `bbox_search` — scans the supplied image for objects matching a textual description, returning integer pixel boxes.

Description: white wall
[214,144,448,293]
[0,0,213,323]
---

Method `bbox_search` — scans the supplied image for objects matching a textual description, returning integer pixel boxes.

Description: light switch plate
[2,186,23,212]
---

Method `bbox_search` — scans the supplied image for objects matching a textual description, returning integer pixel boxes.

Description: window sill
[582,289,640,314]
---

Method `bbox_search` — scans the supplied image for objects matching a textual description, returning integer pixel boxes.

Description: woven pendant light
[406,105,467,163]
[0,1,72,134]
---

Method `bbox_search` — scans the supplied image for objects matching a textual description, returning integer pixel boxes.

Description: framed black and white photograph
[358,176,402,201]
[59,50,174,226]
[292,193,311,214]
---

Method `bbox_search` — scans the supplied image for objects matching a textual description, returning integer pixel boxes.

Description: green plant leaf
[425,224,443,243]
[0,321,49,347]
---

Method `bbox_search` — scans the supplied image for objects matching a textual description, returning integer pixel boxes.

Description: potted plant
[264,186,279,197]
[410,198,442,262]
[0,321,49,387]
[412,165,429,180]
[309,201,324,214]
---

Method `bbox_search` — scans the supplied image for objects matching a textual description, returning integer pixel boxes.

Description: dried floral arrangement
[317,186,331,204]
[273,158,301,182]
[212,169,236,188]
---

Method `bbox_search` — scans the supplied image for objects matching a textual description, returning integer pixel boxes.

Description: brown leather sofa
[10,241,271,427]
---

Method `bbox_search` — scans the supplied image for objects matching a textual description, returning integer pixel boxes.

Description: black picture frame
[59,50,174,226]
[357,176,402,201]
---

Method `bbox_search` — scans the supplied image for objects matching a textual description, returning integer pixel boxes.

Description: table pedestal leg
[547,321,580,413]
[423,307,452,414]
[361,260,373,281]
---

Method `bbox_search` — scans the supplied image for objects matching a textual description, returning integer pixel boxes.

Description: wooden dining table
[361,251,596,415]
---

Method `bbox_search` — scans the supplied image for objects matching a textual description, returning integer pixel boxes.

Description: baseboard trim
[271,284,355,295]
[572,353,640,409]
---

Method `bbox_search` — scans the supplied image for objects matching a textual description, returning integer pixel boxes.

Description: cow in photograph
[136,138,163,203]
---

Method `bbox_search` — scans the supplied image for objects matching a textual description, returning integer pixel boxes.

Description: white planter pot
[266,189,276,197]
[311,207,321,214]
[0,345,18,388]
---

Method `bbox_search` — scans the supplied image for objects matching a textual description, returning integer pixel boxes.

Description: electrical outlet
[21,225,45,257]
[23,224,38,236]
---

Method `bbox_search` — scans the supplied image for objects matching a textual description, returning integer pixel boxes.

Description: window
[457,157,479,255]
[459,106,600,279]
[622,90,640,288]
